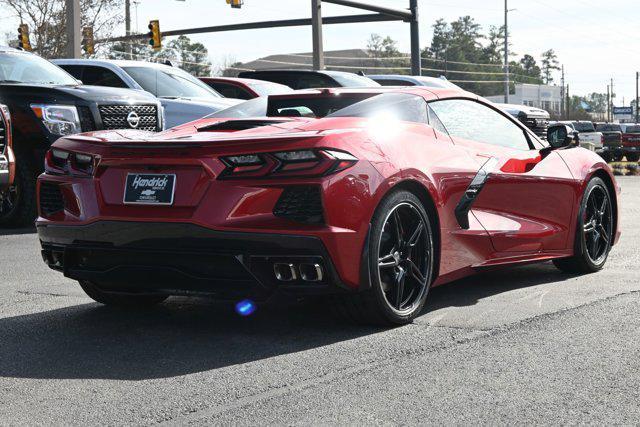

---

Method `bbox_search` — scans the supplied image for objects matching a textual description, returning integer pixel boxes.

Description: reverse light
[31,104,81,136]
[45,148,97,176]
[219,149,357,179]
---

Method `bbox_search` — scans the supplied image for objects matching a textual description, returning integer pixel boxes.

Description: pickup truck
[569,121,603,152]
[620,123,640,161]
[54,59,242,128]
[496,103,550,140]
[595,123,624,162]
[0,47,162,226]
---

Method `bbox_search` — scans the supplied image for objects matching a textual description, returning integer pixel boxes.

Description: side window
[427,105,449,135]
[81,66,128,88]
[376,79,416,86]
[209,82,253,100]
[429,99,531,150]
[60,65,84,80]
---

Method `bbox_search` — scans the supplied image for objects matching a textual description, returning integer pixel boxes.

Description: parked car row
[0,45,630,228]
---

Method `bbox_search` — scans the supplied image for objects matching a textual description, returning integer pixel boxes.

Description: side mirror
[547,124,578,149]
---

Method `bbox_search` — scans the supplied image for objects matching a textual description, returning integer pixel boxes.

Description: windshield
[328,93,428,123]
[124,66,221,99]
[596,123,621,132]
[623,125,640,133]
[209,93,375,119]
[0,51,78,85]
[572,122,595,132]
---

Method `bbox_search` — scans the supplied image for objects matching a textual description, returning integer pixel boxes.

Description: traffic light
[17,24,32,51]
[148,20,161,50]
[226,0,243,8]
[81,27,95,55]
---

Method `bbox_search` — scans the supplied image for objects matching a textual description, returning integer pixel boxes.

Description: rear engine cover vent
[199,120,287,132]
[274,186,324,224]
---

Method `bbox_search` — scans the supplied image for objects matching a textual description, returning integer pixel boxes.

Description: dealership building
[485,83,563,115]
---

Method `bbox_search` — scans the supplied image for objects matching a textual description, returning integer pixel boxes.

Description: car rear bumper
[37,220,353,299]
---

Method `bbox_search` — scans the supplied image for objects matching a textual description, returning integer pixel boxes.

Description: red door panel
[472,151,576,253]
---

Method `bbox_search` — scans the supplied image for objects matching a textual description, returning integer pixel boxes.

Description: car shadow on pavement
[0,227,36,236]
[0,262,574,381]
[425,261,576,312]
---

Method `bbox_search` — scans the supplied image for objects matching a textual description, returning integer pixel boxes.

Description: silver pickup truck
[559,121,604,152]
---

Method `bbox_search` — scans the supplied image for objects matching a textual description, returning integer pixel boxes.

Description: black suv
[0,47,163,226]
[238,69,380,90]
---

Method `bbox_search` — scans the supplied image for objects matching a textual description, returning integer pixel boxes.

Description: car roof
[269,86,473,102]
[200,76,288,86]
[240,69,359,77]
[52,58,175,70]
[0,46,31,54]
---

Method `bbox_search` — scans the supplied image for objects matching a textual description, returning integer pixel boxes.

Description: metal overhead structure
[98,0,422,75]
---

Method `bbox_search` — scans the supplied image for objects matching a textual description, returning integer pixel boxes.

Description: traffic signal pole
[311,0,324,70]
[65,0,82,58]
[100,1,421,75]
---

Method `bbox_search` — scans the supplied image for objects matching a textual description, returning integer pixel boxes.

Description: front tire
[79,280,168,307]
[553,177,614,274]
[335,190,435,325]
[0,156,37,227]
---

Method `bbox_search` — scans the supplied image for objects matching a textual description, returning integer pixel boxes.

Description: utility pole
[503,0,509,103]
[311,0,324,70]
[125,0,132,57]
[607,85,610,122]
[566,84,570,119]
[65,0,81,58]
[611,78,615,120]
[409,0,421,76]
[636,71,640,123]
[561,65,565,119]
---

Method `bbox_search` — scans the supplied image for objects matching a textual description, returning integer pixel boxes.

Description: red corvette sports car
[36,86,620,325]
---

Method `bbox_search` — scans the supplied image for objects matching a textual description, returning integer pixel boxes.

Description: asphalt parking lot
[1,177,639,425]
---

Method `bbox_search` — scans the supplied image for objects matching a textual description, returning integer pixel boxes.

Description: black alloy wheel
[0,184,18,220]
[581,183,613,265]
[554,177,614,273]
[377,202,431,315]
[335,190,435,325]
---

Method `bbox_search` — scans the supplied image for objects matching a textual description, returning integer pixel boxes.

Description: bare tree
[2,0,124,58]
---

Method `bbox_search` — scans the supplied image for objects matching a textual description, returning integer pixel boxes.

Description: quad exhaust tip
[273,262,324,282]
[273,263,297,281]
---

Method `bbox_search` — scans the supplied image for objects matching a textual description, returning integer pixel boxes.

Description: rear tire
[334,190,435,325]
[553,177,614,274]
[0,156,37,228]
[79,280,168,307]
[626,153,640,162]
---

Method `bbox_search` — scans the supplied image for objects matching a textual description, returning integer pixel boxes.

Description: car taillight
[219,149,357,179]
[45,148,97,177]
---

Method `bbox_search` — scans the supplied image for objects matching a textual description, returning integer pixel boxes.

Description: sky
[2,0,639,103]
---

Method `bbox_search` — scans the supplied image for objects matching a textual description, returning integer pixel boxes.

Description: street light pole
[125,0,132,57]
[409,0,421,76]
[65,0,81,58]
[311,0,324,70]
